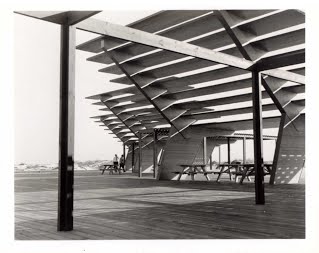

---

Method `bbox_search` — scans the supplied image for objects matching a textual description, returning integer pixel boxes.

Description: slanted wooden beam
[101,100,139,139]
[214,10,252,61]
[252,70,265,205]
[102,44,187,139]
[76,18,253,70]
[269,113,286,185]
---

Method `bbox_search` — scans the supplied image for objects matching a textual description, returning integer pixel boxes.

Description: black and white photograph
[1,1,319,252]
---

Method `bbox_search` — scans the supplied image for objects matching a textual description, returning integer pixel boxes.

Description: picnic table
[238,163,272,184]
[100,164,123,175]
[175,164,214,181]
[215,163,243,182]
[216,163,273,183]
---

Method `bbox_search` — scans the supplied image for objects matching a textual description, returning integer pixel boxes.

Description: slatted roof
[78,10,305,145]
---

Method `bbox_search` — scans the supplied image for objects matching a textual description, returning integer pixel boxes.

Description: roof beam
[76,18,253,70]
[254,49,305,72]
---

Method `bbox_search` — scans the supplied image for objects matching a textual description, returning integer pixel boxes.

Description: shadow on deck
[15,170,305,240]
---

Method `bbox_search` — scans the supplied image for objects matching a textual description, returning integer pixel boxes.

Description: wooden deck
[15,170,305,240]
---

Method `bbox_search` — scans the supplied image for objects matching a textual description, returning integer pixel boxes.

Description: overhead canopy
[76,10,305,144]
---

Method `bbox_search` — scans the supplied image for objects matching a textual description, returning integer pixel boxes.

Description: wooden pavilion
[15,10,305,232]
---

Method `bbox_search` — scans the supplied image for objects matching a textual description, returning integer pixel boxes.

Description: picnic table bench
[172,163,273,183]
[100,164,124,175]
[174,164,217,181]
[215,163,273,183]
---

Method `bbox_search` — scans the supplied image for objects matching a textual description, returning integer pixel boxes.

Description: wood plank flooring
[15,170,305,240]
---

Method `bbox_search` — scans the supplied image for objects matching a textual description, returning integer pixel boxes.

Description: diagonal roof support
[102,42,187,139]
[214,10,252,60]
[101,99,140,139]
[76,18,254,70]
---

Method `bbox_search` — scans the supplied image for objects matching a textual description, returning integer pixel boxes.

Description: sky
[14,10,276,164]
[14,11,157,164]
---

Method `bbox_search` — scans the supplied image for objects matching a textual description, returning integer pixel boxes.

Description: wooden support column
[227,137,231,164]
[132,143,135,170]
[203,137,207,164]
[153,129,158,178]
[210,154,213,170]
[243,137,246,164]
[138,133,142,178]
[123,142,126,169]
[252,70,265,205]
[58,24,75,231]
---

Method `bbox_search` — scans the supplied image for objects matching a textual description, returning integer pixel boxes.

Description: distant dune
[14,160,112,172]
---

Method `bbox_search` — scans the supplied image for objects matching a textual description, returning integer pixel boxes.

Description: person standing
[120,154,125,172]
[113,154,119,172]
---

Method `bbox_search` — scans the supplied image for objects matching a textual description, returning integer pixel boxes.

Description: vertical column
[252,70,265,204]
[138,133,142,178]
[203,137,207,164]
[219,145,221,165]
[123,142,126,170]
[58,25,75,231]
[153,129,158,178]
[210,154,213,170]
[243,137,246,164]
[227,137,231,164]
[132,142,135,171]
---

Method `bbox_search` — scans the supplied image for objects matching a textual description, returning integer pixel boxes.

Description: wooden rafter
[76,18,253,69]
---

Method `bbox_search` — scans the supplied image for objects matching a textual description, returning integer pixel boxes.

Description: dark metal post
[203,137,207,164]
[138,133,142,178]
[123,142,126,170]
[153,129,158,178]
[58,24,75,231]
[132,143,135,171]
[252,70,265,204]
[227,137,231,164]
[243,137,246,164]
